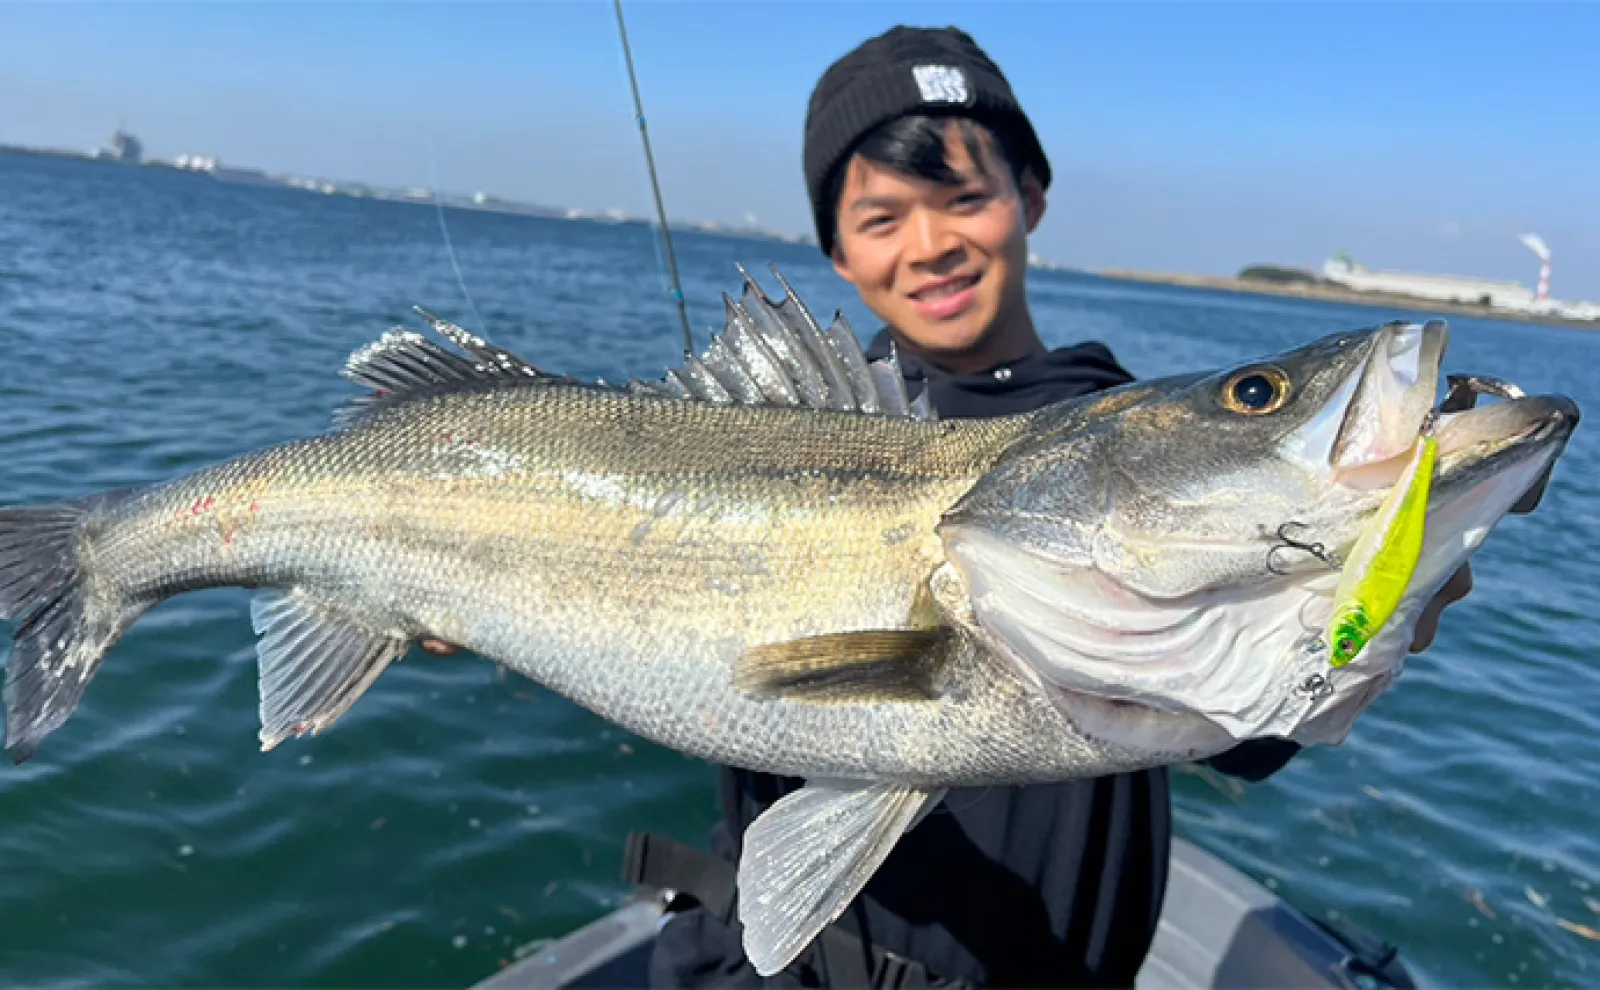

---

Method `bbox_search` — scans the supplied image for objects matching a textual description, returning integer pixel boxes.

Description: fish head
[939,320,1578,757]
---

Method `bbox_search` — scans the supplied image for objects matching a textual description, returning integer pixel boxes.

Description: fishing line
[426,135,490,335]
[643,201,674,300]
[934,786,998,815]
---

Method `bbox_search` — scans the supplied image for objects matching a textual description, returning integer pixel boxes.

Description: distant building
[101,126,143,164]
[1028,251,1065,271]
[1549,299,1600,321]
[1321,253,1533,309]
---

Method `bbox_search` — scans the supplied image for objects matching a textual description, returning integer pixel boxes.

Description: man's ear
[831,242,857,284]
[1020,171,1047,234]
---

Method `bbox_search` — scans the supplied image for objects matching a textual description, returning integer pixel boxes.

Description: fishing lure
[1324,429,1439,667]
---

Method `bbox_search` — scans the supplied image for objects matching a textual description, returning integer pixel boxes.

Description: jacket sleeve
[1201,737,1302,783]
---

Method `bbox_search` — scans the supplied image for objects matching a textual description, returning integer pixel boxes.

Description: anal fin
[734,629,946,702]
[737,779,946,977]
[249,589,410,751]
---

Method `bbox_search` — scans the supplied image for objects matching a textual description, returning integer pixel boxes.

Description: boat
[471,836,1421,990]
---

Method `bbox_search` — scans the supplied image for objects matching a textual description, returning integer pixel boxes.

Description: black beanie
[803,25,1052,256]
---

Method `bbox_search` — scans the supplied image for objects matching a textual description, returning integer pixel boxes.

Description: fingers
[1511,467,1552,515]
[419,637,462,656]
[1410,563,1474,653]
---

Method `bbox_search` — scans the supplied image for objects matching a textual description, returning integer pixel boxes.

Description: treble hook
[1294,671,1335,703]
[1266,521,1338,576]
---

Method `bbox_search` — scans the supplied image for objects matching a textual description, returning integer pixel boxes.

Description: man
[423,21,1508,988]
[632,24,1490,990]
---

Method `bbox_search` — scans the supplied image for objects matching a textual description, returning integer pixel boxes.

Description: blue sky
[3,1,1598,298]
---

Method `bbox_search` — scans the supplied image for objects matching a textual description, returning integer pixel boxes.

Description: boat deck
[472,837,1419,989]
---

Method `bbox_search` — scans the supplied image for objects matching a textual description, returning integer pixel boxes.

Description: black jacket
[650,329,1300,989]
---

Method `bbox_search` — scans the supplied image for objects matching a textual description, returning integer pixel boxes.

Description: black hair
[820,114,1029,254]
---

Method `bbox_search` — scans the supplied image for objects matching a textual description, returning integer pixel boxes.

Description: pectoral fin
[733,629,947,702]
[737,779,946,977]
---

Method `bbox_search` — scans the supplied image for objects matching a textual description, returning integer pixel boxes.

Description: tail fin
[0,502,143,763]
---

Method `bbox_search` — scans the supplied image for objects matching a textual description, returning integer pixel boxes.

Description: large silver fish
[0,266,1578,973]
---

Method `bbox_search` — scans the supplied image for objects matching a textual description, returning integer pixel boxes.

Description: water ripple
[2,151,1598,987]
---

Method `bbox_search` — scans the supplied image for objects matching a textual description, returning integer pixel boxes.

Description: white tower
[1520,233,1551,309]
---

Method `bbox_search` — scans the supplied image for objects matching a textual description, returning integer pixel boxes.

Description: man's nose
[905,210,963,269]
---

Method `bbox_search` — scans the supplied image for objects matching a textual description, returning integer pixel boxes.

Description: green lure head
[1327,606,1374,667]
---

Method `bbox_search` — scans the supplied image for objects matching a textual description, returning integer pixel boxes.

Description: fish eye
[1220,365,1291,416]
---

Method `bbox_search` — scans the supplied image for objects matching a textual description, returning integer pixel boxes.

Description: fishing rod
[613,0,695,358]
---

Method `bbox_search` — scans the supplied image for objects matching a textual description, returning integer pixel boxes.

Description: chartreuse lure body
[1325,433,1439,666]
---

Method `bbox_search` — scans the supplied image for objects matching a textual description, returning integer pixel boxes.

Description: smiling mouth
[910,274,980,300]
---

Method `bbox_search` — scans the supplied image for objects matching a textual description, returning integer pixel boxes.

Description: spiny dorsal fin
[335,308,570,428]
[733,629,948,703]
[412,307,560,381]
[334,267,934,426]
[629,264,936,422]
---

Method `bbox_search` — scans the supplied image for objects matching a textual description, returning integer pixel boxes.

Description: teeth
[918,277,975,299]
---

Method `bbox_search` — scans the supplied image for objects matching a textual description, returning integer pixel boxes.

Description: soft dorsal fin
[335,307,569,427]
[628,264,935,422]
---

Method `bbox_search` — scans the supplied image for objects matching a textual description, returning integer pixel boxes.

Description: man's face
[829,123,1045,369]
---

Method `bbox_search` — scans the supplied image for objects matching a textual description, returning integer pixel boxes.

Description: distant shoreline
[0,143,816,250]
[1093,268,1598,331]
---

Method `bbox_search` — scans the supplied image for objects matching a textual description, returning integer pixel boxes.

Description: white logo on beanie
[912,64,968,104]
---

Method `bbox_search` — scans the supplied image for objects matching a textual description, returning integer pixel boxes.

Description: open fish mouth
[1297,320,1575,543]
[1329,345,1578,567]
